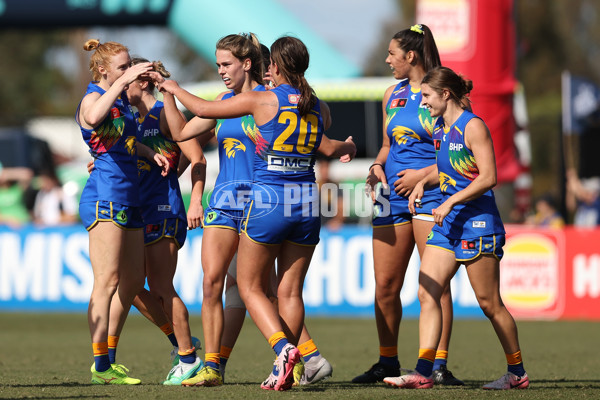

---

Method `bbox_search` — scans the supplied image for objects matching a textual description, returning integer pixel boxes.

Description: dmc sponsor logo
[501,233,560,313]
[267,155,311,172]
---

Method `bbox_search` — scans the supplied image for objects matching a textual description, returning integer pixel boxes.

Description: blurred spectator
[0,161,34,226]
[566,167,600,227]
[31,168,78,226]
[525,193,565,228]
[316,158,346,231]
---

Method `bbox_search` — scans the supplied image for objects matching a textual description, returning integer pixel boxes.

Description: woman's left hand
[432,200,452,227]
[153,153,170,177]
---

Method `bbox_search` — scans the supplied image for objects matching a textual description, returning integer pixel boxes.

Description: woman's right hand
[117,62,153,87]
[365,164,387,203]
[408,181,425,215]
[157,79,180,95]
[87,159,94,175]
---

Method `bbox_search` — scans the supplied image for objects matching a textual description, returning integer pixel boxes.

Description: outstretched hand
[157,78,180,95]
[339,136,356,163]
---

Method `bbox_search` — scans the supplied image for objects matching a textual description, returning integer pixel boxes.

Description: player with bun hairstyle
[383,66,528,390]
[76,39,159,385]
[158,35,355,391]
[164,32,268,387]
[356,24,462,386]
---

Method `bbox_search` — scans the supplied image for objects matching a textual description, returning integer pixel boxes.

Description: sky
[85,0,399,79]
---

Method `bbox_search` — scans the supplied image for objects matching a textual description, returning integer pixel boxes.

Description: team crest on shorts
[206,211,217,223]
[117,210,128,223]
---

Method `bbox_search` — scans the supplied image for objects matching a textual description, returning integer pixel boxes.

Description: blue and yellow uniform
[76,82,144,230]
[136,101,187,247]
[373,80,442,227]
[204,86,266,231]
[243,84,324,245]
[427,110,505,261]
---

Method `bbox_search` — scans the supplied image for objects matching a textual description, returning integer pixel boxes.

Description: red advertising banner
[503,225,600,320]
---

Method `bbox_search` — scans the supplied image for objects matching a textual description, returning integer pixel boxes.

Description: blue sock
[273,338,289,356]
[433,357,447,371]
[167,333,178,347]
[95,354,111,373]
[379,355,400,368]
[108,348,116,364]
[180,351,196,364]
[508,363,526,376]
[415,358,434,377]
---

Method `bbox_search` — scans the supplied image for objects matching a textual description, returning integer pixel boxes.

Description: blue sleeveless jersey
[432,110,505,239]
[76,82,139,205]
[384,80,441,206]
[209,86,265,210]
[253,84,324,198]
[135,101,186,223]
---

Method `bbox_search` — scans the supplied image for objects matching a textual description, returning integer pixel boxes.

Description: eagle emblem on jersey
[418,107,436,136]
[448,130,479,180]
[438,172,457,192]
[125,136,137,156]
[223,138,246,158]
[392,126,420,145]
[137,159,151,172]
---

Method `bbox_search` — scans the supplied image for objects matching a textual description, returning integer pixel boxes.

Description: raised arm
[159,78,278,125]
[163,89,217,142]
[79,62,153,128]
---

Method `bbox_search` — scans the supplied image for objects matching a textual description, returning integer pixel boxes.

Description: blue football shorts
[242,200,320,246]
[143,217,187,248]
[425,229,505,261]
[203,207,244,232]
[79,201,144,230]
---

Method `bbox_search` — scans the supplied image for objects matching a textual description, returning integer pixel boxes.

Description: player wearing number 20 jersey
[243,84,324,245]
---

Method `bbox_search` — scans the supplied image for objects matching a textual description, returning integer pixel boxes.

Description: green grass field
[0,313,598,399]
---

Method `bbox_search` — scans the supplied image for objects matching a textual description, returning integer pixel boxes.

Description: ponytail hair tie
[410,24,424,34]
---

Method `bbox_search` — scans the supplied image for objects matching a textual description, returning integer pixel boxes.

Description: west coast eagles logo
[392,126,420,145]
[438,172,457,192]
[125,136,136,156]
[223,138,246,158]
